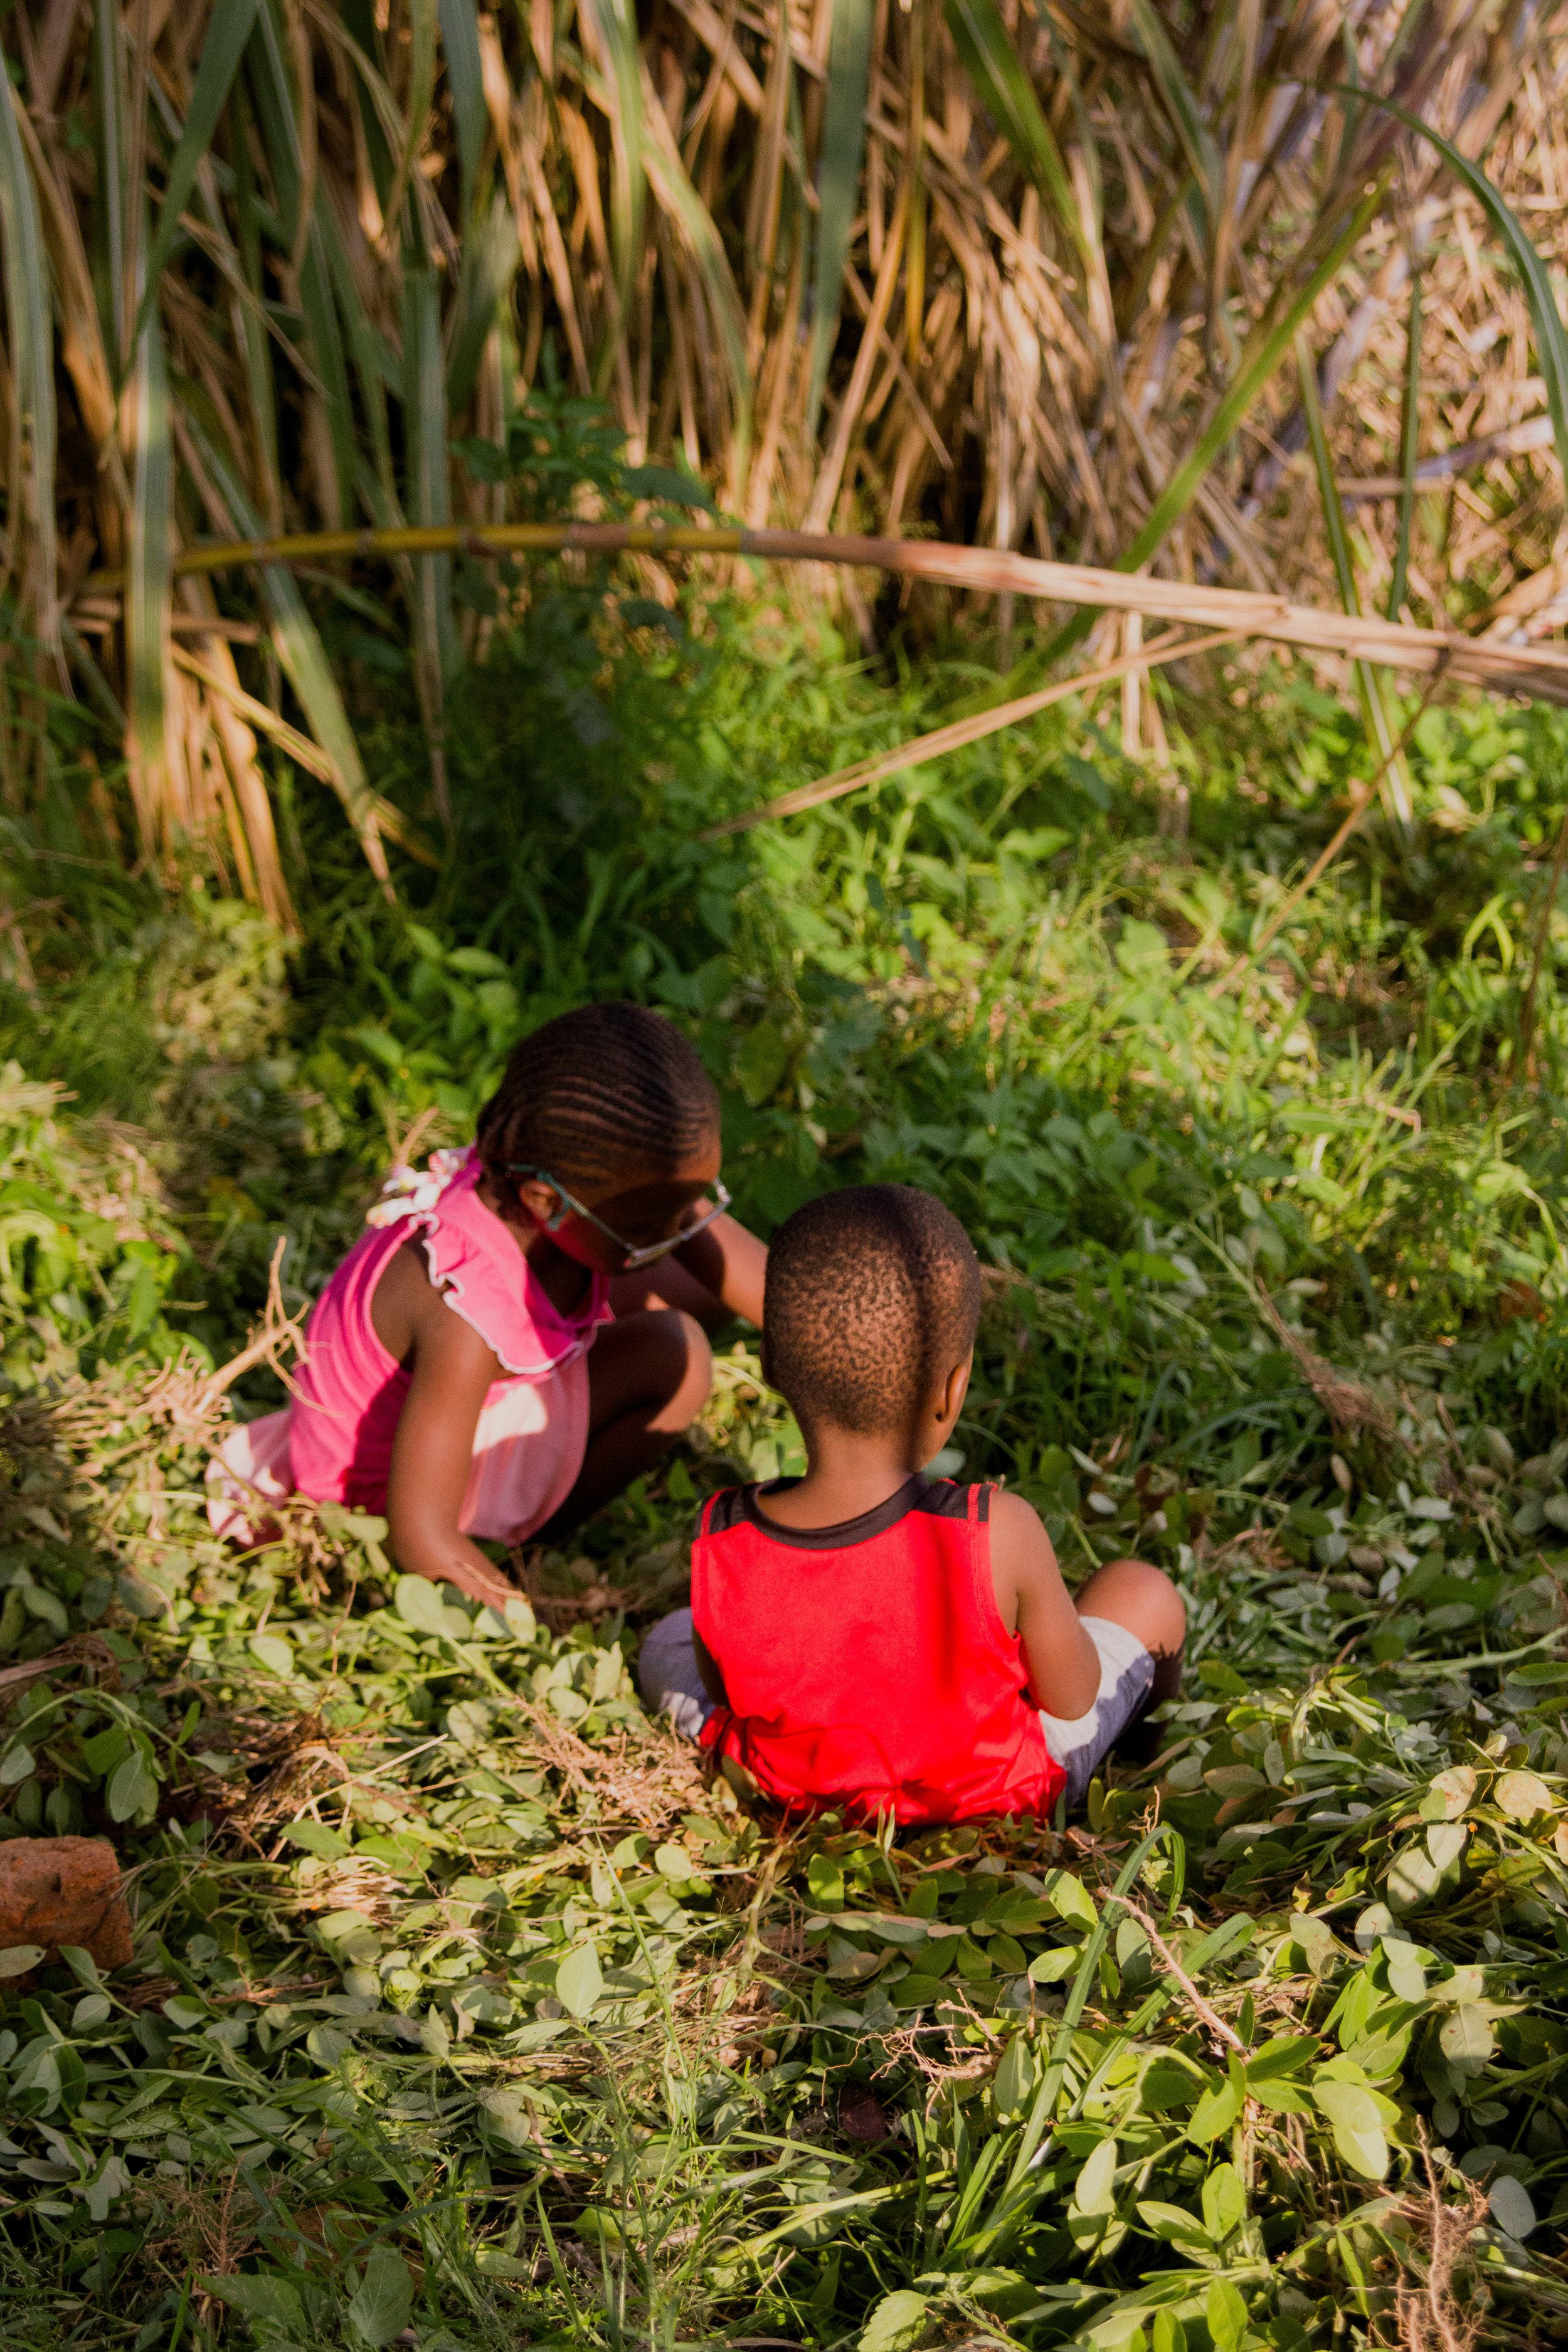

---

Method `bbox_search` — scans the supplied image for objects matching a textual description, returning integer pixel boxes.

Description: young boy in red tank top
[638,1184,1186,1823]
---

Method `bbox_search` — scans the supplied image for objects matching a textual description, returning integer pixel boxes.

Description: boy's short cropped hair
[763,1184,982,1438]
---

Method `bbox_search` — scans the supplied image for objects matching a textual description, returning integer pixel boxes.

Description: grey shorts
[637,1608,1155,1818]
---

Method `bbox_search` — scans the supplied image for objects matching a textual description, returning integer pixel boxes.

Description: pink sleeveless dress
[206,1148,613,1545]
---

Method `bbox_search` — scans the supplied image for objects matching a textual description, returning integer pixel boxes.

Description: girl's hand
[383,1264,518,1606]
[610,1212,768,1334]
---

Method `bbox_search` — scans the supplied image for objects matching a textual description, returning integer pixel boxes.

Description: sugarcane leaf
[580,0,647,336]
[179,409,391,882]
[1387,262,1422,622]
[125,312,174,854]
[0,80,60,665]
[945,0,1088,270]
[638,64,751,449]
[447,188,521,416]
[1297,321,1412,828]
[134,0,261,357]
[438,0,487,221]
[1341,90,1568,492]
[807,0,874,432]
[1126,0,1221,240]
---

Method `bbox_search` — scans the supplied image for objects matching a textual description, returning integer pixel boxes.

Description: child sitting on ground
[639,1184,1185,1821]
[208,1003,765,1613]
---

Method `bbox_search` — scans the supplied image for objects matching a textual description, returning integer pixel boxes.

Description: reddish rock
[0,1836,133,1970]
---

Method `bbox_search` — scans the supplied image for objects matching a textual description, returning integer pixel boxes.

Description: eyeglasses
[506,1165,732,1271]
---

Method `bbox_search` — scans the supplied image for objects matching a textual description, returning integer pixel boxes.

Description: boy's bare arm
[989,1490,1102,1719]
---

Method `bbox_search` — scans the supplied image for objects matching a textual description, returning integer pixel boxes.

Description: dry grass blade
[1256,1287,1397,1440]
[83,522,1568,705]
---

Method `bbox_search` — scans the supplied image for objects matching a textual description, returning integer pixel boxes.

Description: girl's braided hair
[475,1003,719,1207]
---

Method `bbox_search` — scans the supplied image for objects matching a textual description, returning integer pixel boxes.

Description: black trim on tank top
[730,1474,985,1550]
[702,1488,750,1537]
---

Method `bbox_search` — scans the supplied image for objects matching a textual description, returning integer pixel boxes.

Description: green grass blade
[131,0,260,364]
[1387,262,1421,623]
[945,0,1088,271]
[437,0,487,221]
[447,187,521,418]
[1296,327,1361,621]
[1043,181,1382,662]
[1351,88,1568,485]
[1298,324,1412,833]
[0,80,60,668]
[806,0,874,433]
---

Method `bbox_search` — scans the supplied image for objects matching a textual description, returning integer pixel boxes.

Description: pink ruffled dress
[206,1147,613,1546]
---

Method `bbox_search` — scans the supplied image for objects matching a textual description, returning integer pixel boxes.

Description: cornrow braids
[475,1003,720,1207]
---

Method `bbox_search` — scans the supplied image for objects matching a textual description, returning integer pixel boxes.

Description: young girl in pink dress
[208,1004,765,1611]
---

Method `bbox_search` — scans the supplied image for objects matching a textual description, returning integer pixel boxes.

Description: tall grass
[0,2,1565,905]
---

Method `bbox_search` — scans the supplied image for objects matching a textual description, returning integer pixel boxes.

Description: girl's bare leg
[536,1308,712,1542]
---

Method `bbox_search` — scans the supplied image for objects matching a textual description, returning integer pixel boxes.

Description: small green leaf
[556,1942,603,2018]
[283,1822,352,1860]
[1206,2279,1250,2352]
[107,1748,158,1822]
[1071,2135,1119,2216]
[1188,2075,1242,2143]
[248,1632,296,1677]
[347,2246,414,2346]
[1044,1870,1098,1929]
[1490,2175,1537,2240]
[1425,1821,1468,1873]
[395,1574,455,1634]
[0,1744,34,1787]
[807,1853,845,1909]
[1310,2079,1389,2179]
[0,1945,44,1977]
[993,2030,1035,2117]
[1496,1771,1552,1821]
[859,2291,930,2352]
[1439,2006,1496,2074]
[1202,2161,1246,2242]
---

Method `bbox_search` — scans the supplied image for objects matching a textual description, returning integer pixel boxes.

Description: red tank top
[691,1476,1064,1824]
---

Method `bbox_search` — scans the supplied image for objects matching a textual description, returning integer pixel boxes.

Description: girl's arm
[670,1212,767,1327]
[611,1212,768,1333]
[989,1490,1102,1719]
[384,1303,517,1612]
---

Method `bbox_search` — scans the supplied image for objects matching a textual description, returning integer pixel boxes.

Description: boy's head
[763,1185,982,1448]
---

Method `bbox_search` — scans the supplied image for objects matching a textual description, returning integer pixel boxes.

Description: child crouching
[639,1184,1185,1823]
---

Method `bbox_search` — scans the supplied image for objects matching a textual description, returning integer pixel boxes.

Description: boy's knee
[1079,1556,1186,1660]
